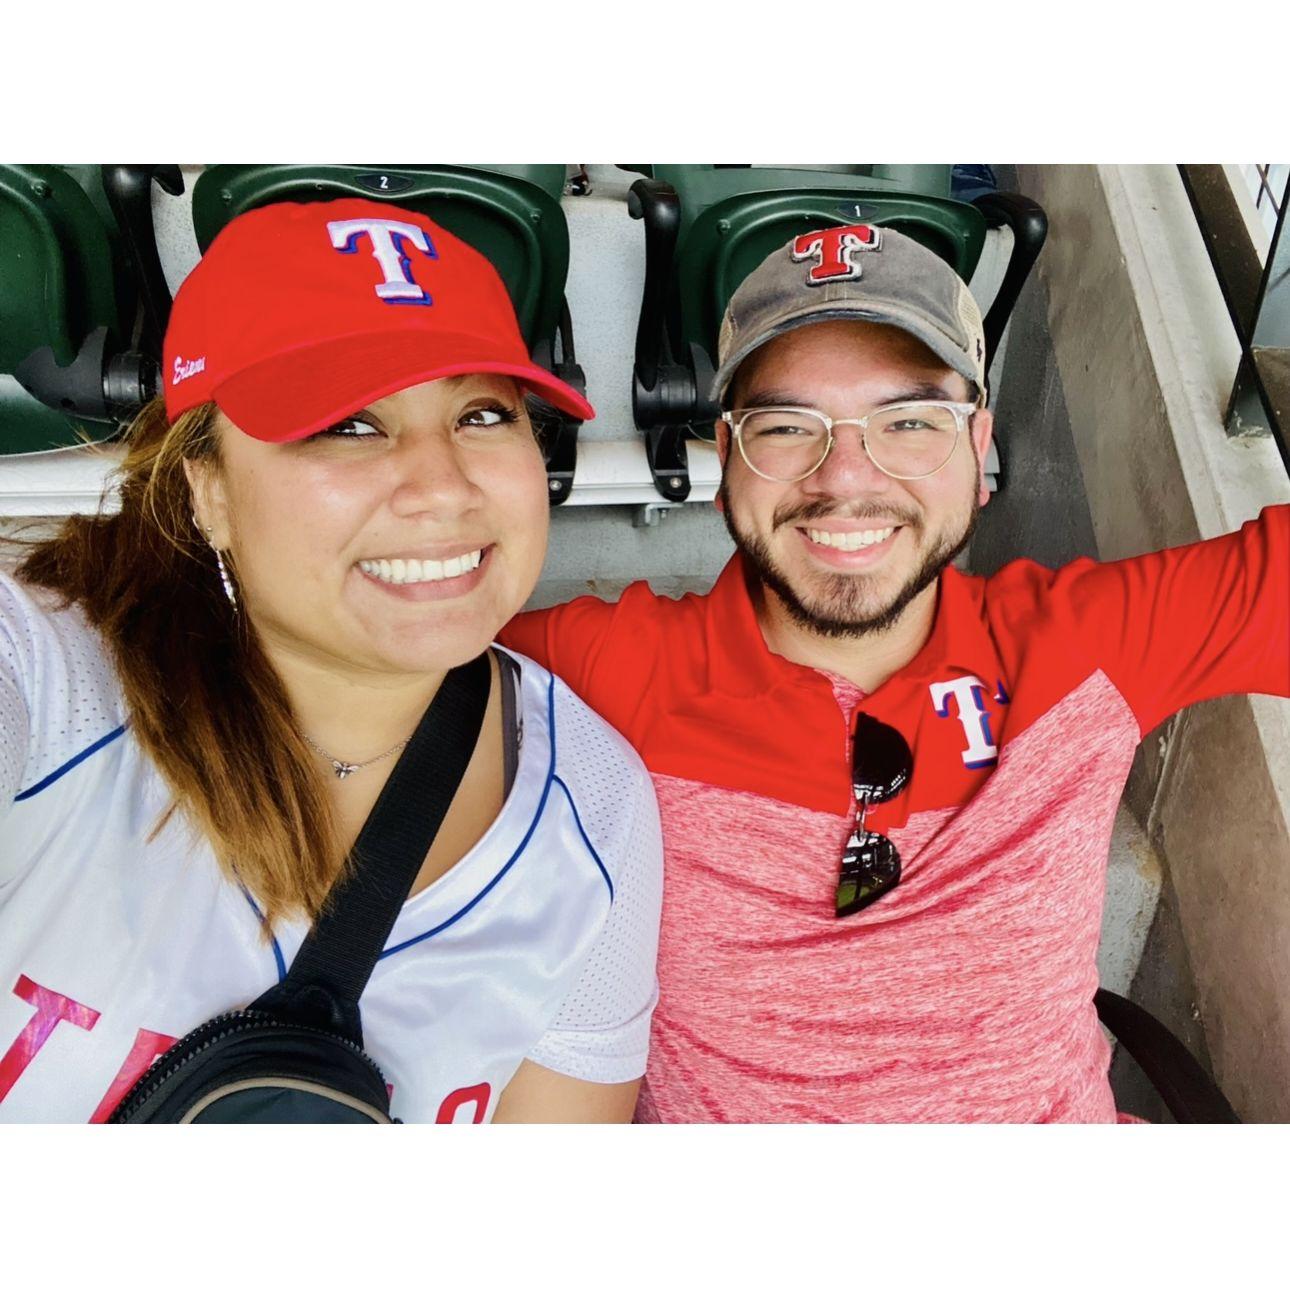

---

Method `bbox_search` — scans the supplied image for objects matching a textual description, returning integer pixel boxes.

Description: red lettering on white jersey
[436,1082,492,1123]
[0,975,101,1102]
[89,1028,178,1123]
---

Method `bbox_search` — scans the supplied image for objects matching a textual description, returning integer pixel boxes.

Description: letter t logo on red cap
[327,217,439,306]
[790,224,883,285]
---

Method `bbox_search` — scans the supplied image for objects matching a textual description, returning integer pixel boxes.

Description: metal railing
[1248,164,1285,233]
[1178,165,1289,478]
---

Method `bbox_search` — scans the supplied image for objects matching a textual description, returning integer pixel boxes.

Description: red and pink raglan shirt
[501,505,1290,1122]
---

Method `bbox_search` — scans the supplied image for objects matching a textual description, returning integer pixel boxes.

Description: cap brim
[711,299,980,405]
[214,330,594,443]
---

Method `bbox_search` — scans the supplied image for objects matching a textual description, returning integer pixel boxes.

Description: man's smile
[803,525,899,550]
[795,524,903,568]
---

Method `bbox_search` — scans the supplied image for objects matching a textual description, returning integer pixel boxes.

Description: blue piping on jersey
[545,683,614,899]
[553,774,614,901]
[240,886,288,982]
[13,723,127,801]
[379,669,560,959]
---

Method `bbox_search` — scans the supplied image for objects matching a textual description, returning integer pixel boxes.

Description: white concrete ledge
[0,435,728,519]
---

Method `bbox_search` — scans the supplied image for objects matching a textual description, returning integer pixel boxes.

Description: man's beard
[718,481,980,639]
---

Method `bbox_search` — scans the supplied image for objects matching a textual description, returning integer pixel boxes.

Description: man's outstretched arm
[1060,503,1290,734]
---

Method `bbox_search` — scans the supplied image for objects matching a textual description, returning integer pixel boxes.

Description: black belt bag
[109,653,491,1124]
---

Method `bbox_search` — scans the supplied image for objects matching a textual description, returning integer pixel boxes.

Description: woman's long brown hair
[14,397,342,928]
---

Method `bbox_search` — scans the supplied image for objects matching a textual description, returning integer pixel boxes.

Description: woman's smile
[355,545,492,599]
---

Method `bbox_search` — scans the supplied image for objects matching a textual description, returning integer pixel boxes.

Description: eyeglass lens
[739,405,961,481]
[837,714,914,918]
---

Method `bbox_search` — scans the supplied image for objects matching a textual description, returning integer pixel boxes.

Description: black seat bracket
[629,177,695,502]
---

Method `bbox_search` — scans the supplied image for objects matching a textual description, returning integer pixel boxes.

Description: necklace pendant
[332,760,360,780]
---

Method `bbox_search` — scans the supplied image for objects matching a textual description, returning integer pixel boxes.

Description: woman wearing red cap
[0,200,662,1122]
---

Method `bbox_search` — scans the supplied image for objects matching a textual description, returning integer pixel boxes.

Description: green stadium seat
[0,165,180,455]
[627,165,1046,501]
[622,164,954,198]
[191,165,586,503]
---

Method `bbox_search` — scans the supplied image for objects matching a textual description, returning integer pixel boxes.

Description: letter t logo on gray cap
[712,224,987,406]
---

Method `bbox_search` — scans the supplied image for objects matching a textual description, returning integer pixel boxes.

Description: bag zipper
[110,1008,388,1121]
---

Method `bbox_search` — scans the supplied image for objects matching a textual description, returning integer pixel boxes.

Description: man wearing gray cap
[502,225,1289,1122]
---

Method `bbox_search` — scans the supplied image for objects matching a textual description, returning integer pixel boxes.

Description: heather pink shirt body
[636,671,1129,1122]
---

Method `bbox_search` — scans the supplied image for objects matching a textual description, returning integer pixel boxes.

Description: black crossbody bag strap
[253,652,492,1044]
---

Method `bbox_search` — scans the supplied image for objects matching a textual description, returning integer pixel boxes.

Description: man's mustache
[773,499,922,530]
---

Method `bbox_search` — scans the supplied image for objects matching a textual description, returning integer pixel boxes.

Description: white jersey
[0,571,662,1123]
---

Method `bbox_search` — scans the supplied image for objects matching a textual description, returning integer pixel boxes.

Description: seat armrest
[1095,988,1240,1123]
[972,192,1049,391]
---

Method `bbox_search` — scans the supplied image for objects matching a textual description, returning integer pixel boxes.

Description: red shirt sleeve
[497,588,650,701]
[498,596,619,697]
[1056,503,1290,734]
[499,583,678,746]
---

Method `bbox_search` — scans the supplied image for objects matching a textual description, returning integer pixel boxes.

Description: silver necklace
[301,731,411,780]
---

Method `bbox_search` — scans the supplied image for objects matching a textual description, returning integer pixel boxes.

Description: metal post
[1180,165,1290,475]
[1249,175,1290,411]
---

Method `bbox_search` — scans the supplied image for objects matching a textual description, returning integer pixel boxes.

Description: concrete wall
[1016,164,1290,1120]
[966,174,1176,1115]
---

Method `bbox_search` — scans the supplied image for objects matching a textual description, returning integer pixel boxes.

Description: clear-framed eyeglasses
[722,401,979,484]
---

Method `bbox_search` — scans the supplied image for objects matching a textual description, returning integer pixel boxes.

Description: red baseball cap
[163,198,595,441]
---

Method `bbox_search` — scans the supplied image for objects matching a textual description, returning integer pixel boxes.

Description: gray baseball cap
[711,224,987,406]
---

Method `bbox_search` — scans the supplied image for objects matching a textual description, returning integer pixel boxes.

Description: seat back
[191,164,586,503]
[192,165,570,353]
[654,165,986,372]
[626,164,953,201]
